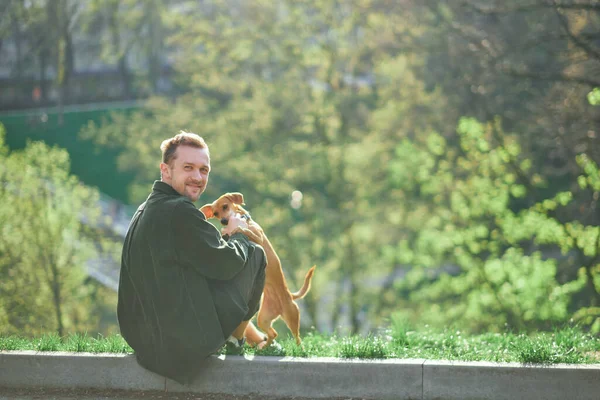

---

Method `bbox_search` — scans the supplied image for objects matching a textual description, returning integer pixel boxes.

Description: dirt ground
[0,387,370,400]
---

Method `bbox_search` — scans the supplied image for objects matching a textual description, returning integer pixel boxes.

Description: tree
[411,1,600,199]
[79,0,600,335]
[81,0,173,97]
[81,0,451,334]
[384,116,599,333]
[0,0,51,101]
[0,123,118,336]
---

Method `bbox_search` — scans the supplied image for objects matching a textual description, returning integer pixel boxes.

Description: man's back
[117,132,265,384]
[117,182,241,383]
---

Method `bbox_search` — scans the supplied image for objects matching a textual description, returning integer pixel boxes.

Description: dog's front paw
[222,226,241,237]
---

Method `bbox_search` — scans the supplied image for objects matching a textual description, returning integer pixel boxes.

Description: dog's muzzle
[221,213,250,227]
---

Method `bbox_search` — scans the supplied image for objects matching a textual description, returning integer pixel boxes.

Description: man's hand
[221,213,248,237]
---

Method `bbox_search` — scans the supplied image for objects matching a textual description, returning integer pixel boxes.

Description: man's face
[160,145,210,202]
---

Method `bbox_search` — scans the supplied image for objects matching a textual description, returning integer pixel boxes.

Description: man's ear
[159,162,170,181]
[199,204,214,218]
[227,192,245,205]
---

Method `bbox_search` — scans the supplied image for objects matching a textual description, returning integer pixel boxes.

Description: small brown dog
[200,192,316,348]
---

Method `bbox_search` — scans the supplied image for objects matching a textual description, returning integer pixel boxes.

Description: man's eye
[184,166,192,170]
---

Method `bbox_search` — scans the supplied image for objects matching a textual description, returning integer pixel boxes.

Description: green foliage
[0,123,119,336]
[3,326,598,365]
[516,327,594,364]
[80,0,449,335]
[0,332,133,353]
[387,118,598,333]
[339,335,388,359]
[588,88,600,106]
[577,154,600,192]
[37,333,62,352]
[64,332,89,352]
[390,313,413,347]
[573,307,600,334]
[0,335,30,351]
[75,2,600,337]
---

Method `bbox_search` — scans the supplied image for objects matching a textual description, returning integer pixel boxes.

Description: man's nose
[194,169,202,179]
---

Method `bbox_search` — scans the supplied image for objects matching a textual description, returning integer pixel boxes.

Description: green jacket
[117,181,251,383]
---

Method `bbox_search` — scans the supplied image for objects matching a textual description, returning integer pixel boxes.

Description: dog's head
[200,192,246,226]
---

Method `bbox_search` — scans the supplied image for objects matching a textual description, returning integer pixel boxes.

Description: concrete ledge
[166,355,424,399]
[1,351,600,400]
[0,351,165,392]
[423,360,600,400]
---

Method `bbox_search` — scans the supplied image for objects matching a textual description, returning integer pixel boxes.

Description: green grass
[0,332,132,354]
[2,326,599,365]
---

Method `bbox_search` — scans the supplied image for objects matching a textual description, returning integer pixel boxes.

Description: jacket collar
[152,180,182,197]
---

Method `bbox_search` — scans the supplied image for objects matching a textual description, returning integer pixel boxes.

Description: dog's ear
[227,192,245,205]
[199,204,214,218]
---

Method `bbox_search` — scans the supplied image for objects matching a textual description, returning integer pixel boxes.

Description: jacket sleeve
[173,200,251,280]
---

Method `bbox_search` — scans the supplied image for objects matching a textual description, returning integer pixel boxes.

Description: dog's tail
[291,265,316,300]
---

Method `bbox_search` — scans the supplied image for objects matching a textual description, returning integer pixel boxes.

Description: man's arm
[173,201,250,280]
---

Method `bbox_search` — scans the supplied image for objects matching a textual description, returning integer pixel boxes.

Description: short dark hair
[160,131,209,165]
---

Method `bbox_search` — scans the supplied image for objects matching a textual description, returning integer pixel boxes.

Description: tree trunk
[108,3,132,98]
[347,241,361,335]
[39,50,48,103]
[50,0,75,124]
[146,0,163,94]
[301,284,318,330]
[64,23,74,103]
[585,264,600,307]
[49,262,64,336]
[10,9,23,79]
[118,54,131,98]
[332,284,343,333]
[347,280,358,335]
[57,38,65,125]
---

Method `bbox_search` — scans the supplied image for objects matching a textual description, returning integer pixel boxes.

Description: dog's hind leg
[282,302,302,346]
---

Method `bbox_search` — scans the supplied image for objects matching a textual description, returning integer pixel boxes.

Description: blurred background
[1,0,600,339]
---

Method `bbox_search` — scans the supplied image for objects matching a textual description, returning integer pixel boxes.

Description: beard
[184,181,204,201]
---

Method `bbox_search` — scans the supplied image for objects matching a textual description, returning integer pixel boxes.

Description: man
[117,131,266,384]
